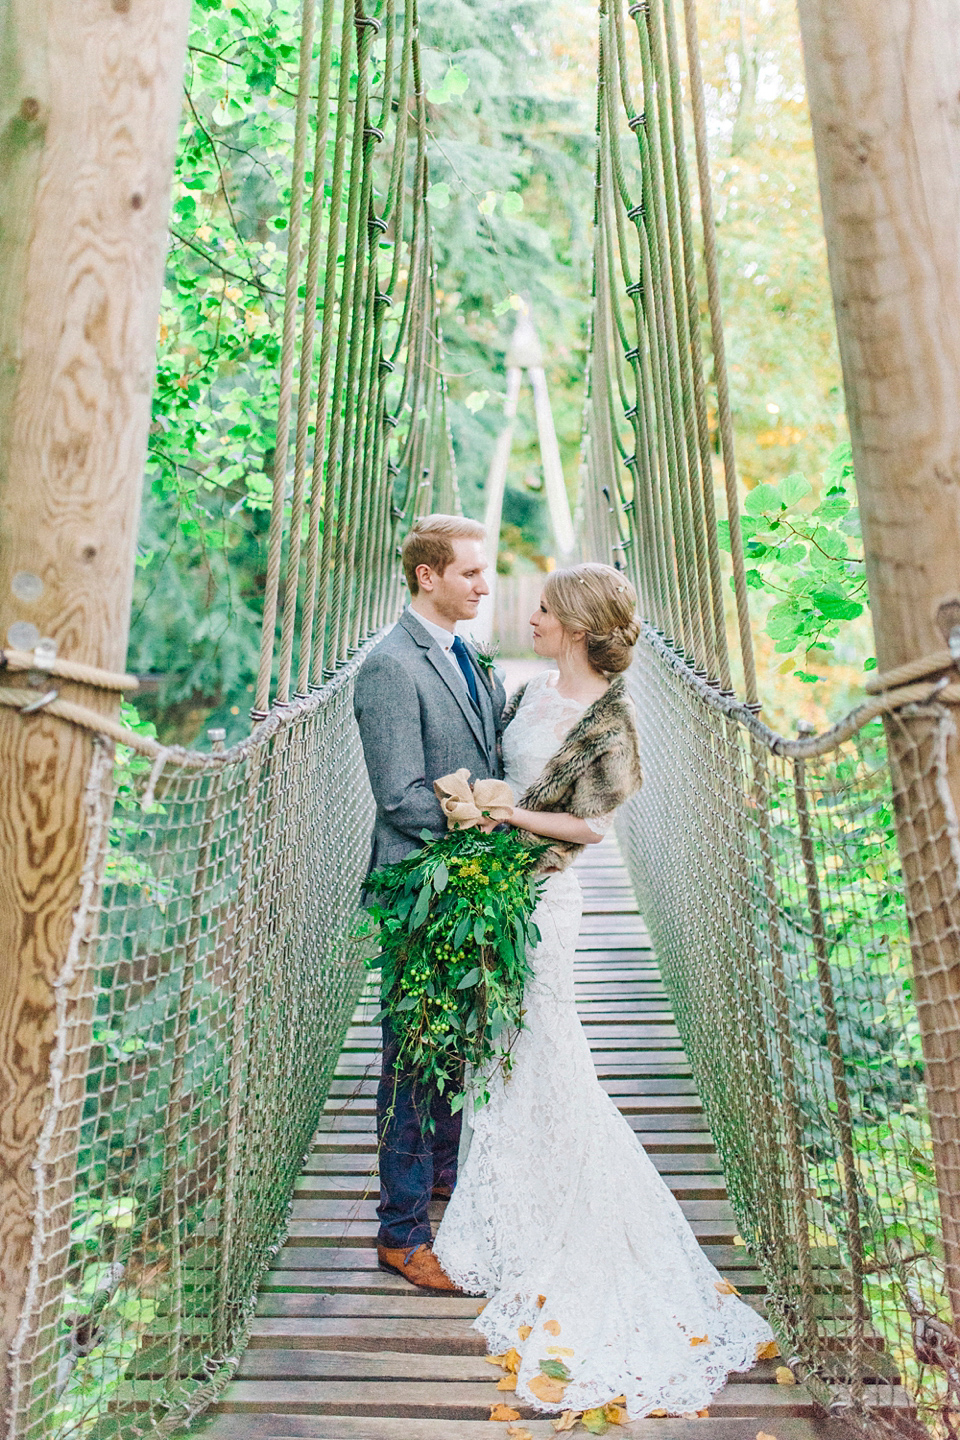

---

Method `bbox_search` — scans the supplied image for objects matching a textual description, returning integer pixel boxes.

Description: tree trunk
[796,0,960,1321]
[0,0,191,1426]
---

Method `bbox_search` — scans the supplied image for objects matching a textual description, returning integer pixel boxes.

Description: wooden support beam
[796,0,960,1321]
[0,0,191,1427]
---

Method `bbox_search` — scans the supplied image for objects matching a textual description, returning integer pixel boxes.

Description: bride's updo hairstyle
[544,563,640,674]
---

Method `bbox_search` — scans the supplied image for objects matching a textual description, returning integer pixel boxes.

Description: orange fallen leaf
[518,1325,532,1341]
[502,1347,522,1374]
[529,1374,568,1404]
[604,1403,629,1424]
[506,1428,534,1440]
[478,1303,488,1315]
[715,1278,740,1296]
[552,1413,580,1433]
[497,1374,518,1391]
[697,1410,710,1418]
[689,1334,709,1347]
[775,1365,796,1386]
[648,1408,669,1417]
[544,1319,562,1336]
[537,1294,547,1308]
[489,1403,521,1422]
[756,1339,780,1361]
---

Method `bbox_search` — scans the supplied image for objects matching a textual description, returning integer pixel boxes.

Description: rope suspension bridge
[0,2,958,1439]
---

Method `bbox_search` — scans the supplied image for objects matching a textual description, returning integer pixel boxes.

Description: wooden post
[0,0,190,1426]
[796,0,960,1321]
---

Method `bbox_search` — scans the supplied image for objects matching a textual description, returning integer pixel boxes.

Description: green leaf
[864,657,877,672]
[427,181,451,209]
[581,1409,611,1436]
[743,482,781,517]
[453,915,472,949]
[410,884,432,930]
[433,862,449,892]
[813,590,863,621]
[501,191,524,216]
[779,472,811,507]
[473,917,487,944]
[539,1359,572,1381]
[465,389,490,413]
[395,994,419,1011]
[457,967,482,989]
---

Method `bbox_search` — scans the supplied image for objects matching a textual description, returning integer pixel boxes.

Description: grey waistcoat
[354,610,506,873]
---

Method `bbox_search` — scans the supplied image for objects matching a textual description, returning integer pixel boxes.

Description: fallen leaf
[485,1353,508,1367]
[497,1375,518,1391]
[489,1403,521,1422]
[502,1347,522,1374]
[581,1408,610,1435]
[604,1403,629,1425]
[506,1428,534,1440]
[537,1294,547,1307]
[546,1346,575,1358]
[775,1366,796,1386]
[689,1334,709,1347]
[544,1318,562,1336]
[756,1339,781,1361]
[648,1408,669,1418]
[529,1374,568,1404]
[697,1410,710,1418]
[478,1303,488,1315]
[715,1279,740,1296]
[518,1325,532,1341]
[610,1396,626,1405]
[552,1413,580,1433]
[756,1433,780,1440]
[733,1234,746,1246]
[540,1359,573,1381]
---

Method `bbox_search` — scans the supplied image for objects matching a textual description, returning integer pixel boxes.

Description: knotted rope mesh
[584,1,960,1434]
[6,2,454,1436]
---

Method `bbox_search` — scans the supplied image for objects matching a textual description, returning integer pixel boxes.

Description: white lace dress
[433,670,773,1419]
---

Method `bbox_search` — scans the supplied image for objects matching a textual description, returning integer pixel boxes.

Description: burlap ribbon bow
[433,769,515,830]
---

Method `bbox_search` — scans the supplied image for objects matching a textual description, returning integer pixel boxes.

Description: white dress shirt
[406,606,471,692]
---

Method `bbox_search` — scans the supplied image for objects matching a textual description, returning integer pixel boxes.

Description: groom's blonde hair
[401,514,486,595]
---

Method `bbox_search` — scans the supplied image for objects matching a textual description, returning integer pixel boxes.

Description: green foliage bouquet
[365,828,547,1112]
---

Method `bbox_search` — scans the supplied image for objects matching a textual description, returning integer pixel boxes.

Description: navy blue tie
[451,635,480,708]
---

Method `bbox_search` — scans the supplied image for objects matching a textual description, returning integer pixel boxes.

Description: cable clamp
[624,346,641,363]
[628,2,649,17]
[626,280,644,298]
[627,202,646,223]
[354,13,381,32]
[20,688,58,715]
[364,125,385,143]
[374,291,394,307]
[627,112,646,131]
[368,214,389,235]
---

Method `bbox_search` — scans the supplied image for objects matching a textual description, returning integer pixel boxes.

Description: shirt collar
[407,605,457,653]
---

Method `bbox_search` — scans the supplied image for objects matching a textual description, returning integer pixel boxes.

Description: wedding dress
[432,669,773,1420]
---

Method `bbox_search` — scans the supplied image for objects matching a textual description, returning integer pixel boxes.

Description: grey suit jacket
[354,610,506,873]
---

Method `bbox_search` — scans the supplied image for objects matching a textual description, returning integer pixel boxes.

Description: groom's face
[423,538,490,623]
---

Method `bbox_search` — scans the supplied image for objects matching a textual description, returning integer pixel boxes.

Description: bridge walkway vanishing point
[192,835,879,1440]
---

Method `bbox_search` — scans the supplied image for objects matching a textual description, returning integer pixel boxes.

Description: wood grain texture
[796,0,960,1319]
[0,0,191,1421]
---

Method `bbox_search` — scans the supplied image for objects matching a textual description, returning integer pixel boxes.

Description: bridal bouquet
[365,772,546,1111]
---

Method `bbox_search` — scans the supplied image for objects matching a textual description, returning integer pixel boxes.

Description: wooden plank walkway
[194,836,858,1440]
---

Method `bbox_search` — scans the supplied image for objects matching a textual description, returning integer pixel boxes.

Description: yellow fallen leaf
[775,1365,796,1386]
[611,1397,626,1405]
[489,1403,521,1422]
[715,1278,740,1296]
[478,1303,488,1315]
[604,1403,629,1424]
[485,1354,508,1368]
[506,1428,534,1440]
[756,1433,780,1440]
[649,1408,669,1418]
[697,1410,710,1418]
[552,1413,580,1433]
[529,1374,568,1404]
[497,1374,518,1391]
[689,1334,709,1347]
[547,1346,575,1358]
[544,1318,561,1336]
[502,1347,522,1374]
[518,1325,532,1341]
[537,1294,547,1308]
[733,1234,746,1246]
[756,1339,781,1360]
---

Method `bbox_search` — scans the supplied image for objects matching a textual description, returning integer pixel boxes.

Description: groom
[354,514,506,1292]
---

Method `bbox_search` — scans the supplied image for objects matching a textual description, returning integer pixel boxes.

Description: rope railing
[3,3,455,1437]
[584,2,959,1433]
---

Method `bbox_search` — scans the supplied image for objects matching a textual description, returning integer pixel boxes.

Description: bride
[433,562,773,1420]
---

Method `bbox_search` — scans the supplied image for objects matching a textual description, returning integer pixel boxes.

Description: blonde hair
[543,563,640,674]
[401,514,486,595]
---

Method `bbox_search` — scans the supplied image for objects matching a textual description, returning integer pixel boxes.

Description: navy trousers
[376,1018,462,1249]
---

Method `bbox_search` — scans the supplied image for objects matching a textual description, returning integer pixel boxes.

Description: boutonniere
[473,640,500,676]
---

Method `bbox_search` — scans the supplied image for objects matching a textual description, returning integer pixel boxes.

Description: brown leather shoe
[377,1242,463,1293]
[431,1183,453,1201]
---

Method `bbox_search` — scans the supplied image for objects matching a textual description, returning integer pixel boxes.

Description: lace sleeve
[583,809,616,838]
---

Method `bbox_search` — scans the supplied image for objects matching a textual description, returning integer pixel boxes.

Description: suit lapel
[464,642,498,753]
[400,611,488,752]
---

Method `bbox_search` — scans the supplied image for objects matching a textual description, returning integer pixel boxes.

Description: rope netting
[583,0,960,1433]
[5,2,454,1436]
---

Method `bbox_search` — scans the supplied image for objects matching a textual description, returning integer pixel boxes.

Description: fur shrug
[502,672,643,872]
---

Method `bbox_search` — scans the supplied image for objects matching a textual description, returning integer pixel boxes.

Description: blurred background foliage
[130,0,864,745]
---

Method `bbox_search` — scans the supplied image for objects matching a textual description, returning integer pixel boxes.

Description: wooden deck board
[191,835,876,1439]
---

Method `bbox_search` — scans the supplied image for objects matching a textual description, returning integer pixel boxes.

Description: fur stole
[503,672,643,872]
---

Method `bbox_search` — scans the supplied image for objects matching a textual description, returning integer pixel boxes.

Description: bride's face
[530,593,582,660]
